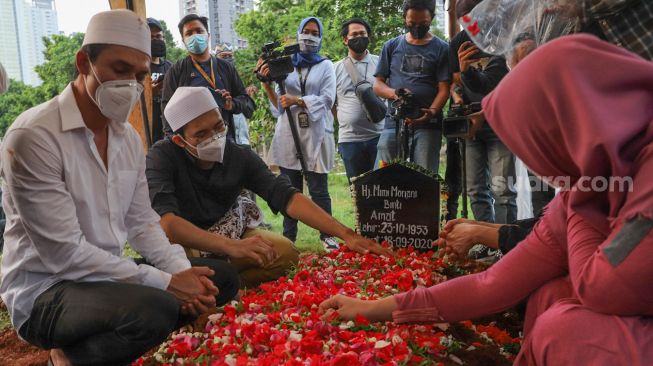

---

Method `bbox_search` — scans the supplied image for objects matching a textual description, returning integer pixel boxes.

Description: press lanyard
[192,57,216,90]
[297,66,313,97]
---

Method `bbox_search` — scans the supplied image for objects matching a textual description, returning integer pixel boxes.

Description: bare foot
[50,349,72,366]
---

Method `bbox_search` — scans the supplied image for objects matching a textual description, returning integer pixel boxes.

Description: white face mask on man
[85,61,143,123]
[182,128,228,163]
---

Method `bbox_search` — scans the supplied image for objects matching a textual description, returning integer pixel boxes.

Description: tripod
[395,117,414,162]
[276,79,308,175]
[457,137,469,219]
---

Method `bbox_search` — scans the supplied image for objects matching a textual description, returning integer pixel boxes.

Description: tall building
[0,0,23,83]
[179,0,253,50]
[0,0,58,86]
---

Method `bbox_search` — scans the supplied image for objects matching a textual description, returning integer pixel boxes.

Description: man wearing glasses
[146,87,390,289]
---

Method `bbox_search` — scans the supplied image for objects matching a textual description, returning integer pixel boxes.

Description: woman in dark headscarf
[260,17,339,251]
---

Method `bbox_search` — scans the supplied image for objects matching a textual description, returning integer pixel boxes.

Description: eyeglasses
[186,125,228,145]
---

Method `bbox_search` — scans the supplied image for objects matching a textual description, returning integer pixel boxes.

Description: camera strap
[297,66,313,97]
[343,57,367,85]
[192,57,217,90]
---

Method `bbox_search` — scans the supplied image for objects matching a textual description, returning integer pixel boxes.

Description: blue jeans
[375,128,442,172]
[465,126,517,224]
[338,136,380,183]
[279,167,332,241]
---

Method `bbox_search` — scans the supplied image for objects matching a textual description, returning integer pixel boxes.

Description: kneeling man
[147,87,391,288]
[0,10,240,366]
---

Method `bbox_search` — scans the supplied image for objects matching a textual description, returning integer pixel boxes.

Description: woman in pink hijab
[320,34,653,365]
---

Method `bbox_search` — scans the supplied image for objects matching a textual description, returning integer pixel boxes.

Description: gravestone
[352,163,440,251]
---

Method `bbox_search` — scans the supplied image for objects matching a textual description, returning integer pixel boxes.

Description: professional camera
[256,41,300,83]
[443,102,482,138]
[391,88,422,120]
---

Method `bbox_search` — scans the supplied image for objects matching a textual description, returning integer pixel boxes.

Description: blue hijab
[292,17,327,68]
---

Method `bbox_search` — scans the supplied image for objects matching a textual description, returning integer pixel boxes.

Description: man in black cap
[148,17,174,143]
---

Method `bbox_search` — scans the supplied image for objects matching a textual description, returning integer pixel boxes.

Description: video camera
[443,102,482,138]
[256,41,300,83]
[392,88,422,120]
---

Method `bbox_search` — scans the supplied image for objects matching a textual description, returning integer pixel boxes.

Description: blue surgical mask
[184,34,209,54]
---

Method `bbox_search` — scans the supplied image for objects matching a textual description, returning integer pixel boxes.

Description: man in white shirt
[0,10,239,366]
[334,18,384,183]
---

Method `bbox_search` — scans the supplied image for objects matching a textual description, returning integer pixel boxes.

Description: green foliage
[0,80,49,137]
[159,20,188,63]
[35,33,84,98]
[0,33,85,136]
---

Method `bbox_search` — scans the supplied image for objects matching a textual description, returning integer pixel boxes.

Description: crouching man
[147,86,391,289]
[0,11,239,366]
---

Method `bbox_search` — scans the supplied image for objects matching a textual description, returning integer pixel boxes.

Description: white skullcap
[164,87,218,132]
[82,10,151,57]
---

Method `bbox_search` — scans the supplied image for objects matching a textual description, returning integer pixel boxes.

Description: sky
[55,0,184,45]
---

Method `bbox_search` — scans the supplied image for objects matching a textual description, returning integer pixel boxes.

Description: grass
[257,171,356,253]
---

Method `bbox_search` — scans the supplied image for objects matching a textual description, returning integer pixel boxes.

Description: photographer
[148,18,173,144]
[160,14,255,140]
[448,0,517,251]
[258,17,339,251]
[334,18,384,183]
[373,0,450,172]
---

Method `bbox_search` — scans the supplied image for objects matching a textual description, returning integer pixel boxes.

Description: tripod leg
[460,138,468,219]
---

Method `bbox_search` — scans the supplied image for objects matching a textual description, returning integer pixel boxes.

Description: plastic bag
[458,0,583,64]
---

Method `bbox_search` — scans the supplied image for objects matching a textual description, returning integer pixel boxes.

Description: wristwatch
[297,97,305,107]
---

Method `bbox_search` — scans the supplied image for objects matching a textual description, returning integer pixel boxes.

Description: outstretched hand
[343,233,393,257]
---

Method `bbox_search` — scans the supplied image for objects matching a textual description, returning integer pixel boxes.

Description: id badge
[298,111,310,128]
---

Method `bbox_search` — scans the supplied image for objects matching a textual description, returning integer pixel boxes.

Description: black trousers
[444,139,463,220]
[19,258,239,366]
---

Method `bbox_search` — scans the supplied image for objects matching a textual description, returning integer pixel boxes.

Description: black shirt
[498,217,540,254]
[146,139,299,230]
[160,55,255,140]
[151,58,173,102]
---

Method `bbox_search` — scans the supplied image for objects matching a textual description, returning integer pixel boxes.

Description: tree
[0,80,48,136]
[35,33,84,98]
[1,33,83,136]
[159,20,187,63]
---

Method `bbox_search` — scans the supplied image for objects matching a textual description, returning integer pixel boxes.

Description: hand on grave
[319,294,397,322]
[343,231,394,257]
[223,235,278,268]
[168,267,218,317]
[438,222,480,260]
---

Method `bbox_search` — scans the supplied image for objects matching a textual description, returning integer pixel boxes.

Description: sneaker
[467,244,502,263]
[321,237,340,252]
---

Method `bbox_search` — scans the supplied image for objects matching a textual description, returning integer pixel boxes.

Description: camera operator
[373,0,450,172]
[160,14,255,140]
[334,18,384,183]
[449,0,517,248]
[258,17,340,252]
[148,18,173,144]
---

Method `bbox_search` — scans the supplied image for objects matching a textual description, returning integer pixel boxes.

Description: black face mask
[407,24,430,39]
[151,39,166,58]
[347,37,369,54]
